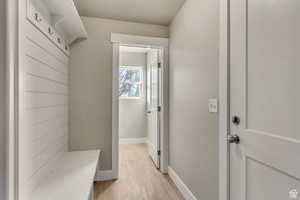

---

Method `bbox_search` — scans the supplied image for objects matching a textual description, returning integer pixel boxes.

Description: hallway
[94,144,184,200]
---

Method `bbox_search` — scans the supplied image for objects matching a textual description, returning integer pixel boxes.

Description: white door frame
[111,33,169,179]
[6,0,19,199]
[219,0,230,200]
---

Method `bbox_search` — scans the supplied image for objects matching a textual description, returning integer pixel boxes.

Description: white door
[147,49,160,168]
[230,0,300,200]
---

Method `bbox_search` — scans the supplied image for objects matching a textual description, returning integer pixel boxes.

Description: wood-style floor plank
[94,144,184,200]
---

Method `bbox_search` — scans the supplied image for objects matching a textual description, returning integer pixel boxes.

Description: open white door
[229,0,300,199]
[147,49,160,168]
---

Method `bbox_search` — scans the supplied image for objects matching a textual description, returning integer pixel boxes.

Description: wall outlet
[208,99,218,113]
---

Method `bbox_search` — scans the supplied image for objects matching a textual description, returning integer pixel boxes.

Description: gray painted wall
[169,0,219,199]
[69,17,168,170]
[0,0,6,199]
[119,52,147,139]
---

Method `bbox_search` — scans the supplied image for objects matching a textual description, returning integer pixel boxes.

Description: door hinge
[157,106,162,112]
[158,62,162,69]
[157,150,161,156]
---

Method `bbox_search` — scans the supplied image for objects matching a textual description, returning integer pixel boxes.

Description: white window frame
[119,66,144,99]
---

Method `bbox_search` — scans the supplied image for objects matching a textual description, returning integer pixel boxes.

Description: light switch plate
[208,99,218,113]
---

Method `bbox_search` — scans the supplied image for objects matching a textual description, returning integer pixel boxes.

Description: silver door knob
[228,135,240,144]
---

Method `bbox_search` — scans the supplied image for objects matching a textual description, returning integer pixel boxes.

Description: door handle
[227,134,240,144]
[147,111,151,114]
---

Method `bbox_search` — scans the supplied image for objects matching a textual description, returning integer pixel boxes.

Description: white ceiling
[73,0,186,26]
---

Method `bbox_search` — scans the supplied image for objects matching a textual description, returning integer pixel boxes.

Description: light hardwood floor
[94,144,184,200]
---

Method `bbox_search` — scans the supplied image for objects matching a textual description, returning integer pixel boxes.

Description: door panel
[246,158,300,200]
[147,49,160,168]
[247,0,300,140]
[230,0,300,199]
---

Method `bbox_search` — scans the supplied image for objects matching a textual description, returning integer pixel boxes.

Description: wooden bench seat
[32,150,100,200]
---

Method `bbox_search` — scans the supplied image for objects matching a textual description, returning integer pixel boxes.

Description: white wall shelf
[27,0,87,49]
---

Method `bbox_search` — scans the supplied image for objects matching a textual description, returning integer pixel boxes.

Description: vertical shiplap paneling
[19,20,69,199]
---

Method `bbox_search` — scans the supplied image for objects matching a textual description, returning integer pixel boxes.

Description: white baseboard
[168,167,198,200]
[119,137,147,144]
[95,170,114,181]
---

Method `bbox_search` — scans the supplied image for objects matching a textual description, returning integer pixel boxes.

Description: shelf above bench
[39,0,88,44]
[28,0,87,48]
[32,150,100,200]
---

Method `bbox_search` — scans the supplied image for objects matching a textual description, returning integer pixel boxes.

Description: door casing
[6,0,19,199]
[219,0,230,200]
[110,33,169,179]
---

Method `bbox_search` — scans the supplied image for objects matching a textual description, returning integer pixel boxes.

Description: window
[119,67,143,98]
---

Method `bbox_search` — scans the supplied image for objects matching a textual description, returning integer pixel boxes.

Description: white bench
[32,150,100,200]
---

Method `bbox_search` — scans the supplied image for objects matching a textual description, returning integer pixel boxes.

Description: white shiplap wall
[18,16,69,199]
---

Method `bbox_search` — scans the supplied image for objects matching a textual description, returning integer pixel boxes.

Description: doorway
[118,46,160,169]
[111,33,169,179]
